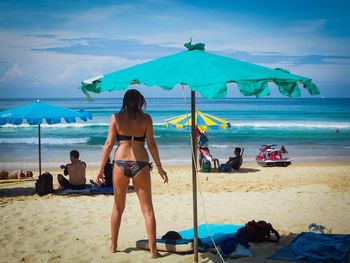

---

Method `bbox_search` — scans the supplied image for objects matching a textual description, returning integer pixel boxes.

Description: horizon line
[0,97,348,100]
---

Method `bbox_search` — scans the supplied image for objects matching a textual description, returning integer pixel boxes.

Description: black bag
[161,231,182,240]
[35,172,54,196]
[236,220,280,242]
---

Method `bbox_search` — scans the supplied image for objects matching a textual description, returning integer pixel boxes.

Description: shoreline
[1,159,349,175]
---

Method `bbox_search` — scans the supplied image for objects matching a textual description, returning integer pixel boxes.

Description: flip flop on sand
[89,179,99,186]
[308,223,327,234]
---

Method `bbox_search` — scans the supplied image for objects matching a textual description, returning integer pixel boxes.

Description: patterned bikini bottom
[113,160,152,178]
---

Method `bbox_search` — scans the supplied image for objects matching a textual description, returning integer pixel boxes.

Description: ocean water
[0,98,349,169]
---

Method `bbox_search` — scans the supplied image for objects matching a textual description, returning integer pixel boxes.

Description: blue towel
[269,232,350,262]
[178,224,244,249]
[60,188,91,195]
[60,185,114,195]
[90,186,114,194]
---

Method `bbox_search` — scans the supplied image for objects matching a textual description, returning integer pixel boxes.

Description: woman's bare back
[113,112,150,162]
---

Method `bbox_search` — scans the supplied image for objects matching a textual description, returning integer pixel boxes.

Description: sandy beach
[1,161,349,262]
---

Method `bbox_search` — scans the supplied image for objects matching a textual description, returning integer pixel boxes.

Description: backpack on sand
[35,172,54,196]
[201,159,211,173]
[236,220,280,243]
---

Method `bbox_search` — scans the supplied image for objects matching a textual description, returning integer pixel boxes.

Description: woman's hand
[157,166,168,183]
[95,170,105,185]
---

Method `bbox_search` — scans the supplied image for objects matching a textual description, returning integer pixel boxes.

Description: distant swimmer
[336,128,340,133]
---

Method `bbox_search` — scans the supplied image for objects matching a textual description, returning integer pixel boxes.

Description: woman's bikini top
[116,134,146,142]
[114,113,146,142]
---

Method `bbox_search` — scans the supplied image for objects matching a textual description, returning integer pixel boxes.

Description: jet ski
[256,144,291,167]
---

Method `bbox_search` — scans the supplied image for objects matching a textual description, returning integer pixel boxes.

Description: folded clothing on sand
[269,232,350,262]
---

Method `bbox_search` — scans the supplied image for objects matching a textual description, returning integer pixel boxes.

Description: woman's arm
[145,115,168,183]
[96,115,116,184]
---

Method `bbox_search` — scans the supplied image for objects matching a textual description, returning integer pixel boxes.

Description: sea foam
[0,137,89,145]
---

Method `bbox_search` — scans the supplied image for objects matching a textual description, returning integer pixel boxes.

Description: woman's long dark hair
[120,89,146,120]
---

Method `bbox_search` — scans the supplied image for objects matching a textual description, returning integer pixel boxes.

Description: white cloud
[0,64,23,83]
[0,1,349,97]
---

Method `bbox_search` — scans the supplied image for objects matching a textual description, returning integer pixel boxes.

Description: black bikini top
[116,134,145,142]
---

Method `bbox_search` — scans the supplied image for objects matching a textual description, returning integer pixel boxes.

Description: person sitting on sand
[57,150,86,190]
[90,158,113,187]
[226,147,243,170]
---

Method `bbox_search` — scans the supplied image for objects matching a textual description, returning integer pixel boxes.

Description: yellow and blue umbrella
[165,110,231,131]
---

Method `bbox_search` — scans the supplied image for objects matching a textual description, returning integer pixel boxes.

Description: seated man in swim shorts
[57,150,86,190]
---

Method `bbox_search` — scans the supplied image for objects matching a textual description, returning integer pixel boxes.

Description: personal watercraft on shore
[256,144,291,167]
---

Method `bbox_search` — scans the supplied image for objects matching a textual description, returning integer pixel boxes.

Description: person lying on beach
[2,170,33,179]
[95,89,168,258]
[225,147,243,170]
[0,170,9,179]
[90,158,113,187]
[57,150,86,190]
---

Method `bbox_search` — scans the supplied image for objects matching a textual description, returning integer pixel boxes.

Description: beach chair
[237,147,244,170]
[199,146,219,171]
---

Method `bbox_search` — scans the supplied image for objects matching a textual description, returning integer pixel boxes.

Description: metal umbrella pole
[191,91,198,262]
[38,124,41,176]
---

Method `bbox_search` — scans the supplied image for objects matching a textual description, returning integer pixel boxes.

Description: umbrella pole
[191,91,198,262]
[38,124,41,176]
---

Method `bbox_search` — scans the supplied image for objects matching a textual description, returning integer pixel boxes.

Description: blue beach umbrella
[0,100,92,176]
[80,41,319,262]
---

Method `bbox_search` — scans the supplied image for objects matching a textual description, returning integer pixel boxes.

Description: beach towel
[60,188,92,195]
[58,185,133,195]
[59,187,112,195]
[178,224,244,250]
[269,232,350,262]
[90,186,114,194]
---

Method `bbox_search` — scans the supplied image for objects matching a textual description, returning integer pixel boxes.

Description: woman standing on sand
[95,89,168,258]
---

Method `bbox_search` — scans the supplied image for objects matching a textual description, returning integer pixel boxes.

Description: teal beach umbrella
[0,100,92,176]
[80,41,319,262]
[81,42,319,100]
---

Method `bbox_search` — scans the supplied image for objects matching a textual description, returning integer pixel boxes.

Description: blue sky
[0,0,349,98]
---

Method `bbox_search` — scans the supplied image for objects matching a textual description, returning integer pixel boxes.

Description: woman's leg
[132,166,159,257]
[110,165,130,252]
